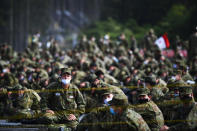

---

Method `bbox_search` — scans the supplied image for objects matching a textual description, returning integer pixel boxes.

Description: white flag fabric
[155,36,166,50]
[155,33,170,50]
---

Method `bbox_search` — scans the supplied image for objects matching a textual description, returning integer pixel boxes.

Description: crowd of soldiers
[0,29,197,131]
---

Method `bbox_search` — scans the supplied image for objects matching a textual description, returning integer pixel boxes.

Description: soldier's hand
[68,114,76,120]
[160,125,169,131]
[46,110,55,114]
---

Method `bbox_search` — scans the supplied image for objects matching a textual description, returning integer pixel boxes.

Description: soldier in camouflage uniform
[144,76,165,102]
[134,88,164,131]
[3,84,41,122]
[179,63,194,82]
[123,76,140,105]
[107,64,120,80]
[143,28,157,50]
[159,79,183,126]
[77,93,150,131]
[39,68,85,129]
[160,86,197,131]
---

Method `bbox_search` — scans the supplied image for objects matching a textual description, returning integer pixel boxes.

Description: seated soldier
[77,93,150,131]
[160,85,197,131]
[144,76,165,102]
[133,88,164,131]
[159,79,185,126]
[38,68,85,130]
[4,84,41,122]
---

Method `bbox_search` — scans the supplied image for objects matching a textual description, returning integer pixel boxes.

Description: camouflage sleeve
[184,104,197,130]
[151,88,164,102]
[149,101,164,130]
[74,86,86,117]
[76,112,99,131]
[29,89,41,111]
[126,109,151,131]
[39,91,49,111]
[84,95,99,113]
[39,82,57,111]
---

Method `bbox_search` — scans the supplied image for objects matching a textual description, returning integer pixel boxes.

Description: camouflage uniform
[145,76,165,102]
[144,29,157,49]
[40,68,85,129]
[134,88,164,131]
[159,80,183,126]
[71,70,86,86]
[168,86,197,130]
[182,72,194,82]
[108,65,120,80]
[77,94,150,131]
[4,85,41,121]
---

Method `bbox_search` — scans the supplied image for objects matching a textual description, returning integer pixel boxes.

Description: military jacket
[77,107,150,131]
[134,100,164,131]
[169,102,197,131]
[42,82,85,118]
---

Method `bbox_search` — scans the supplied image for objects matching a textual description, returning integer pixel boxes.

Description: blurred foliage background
[0,0,197,50]
[83,0,197,43]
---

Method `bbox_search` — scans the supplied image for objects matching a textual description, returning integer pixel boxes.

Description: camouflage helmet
[101,88,113,96]
[144,76,156,86]
[109,94,128,106]
[137,88,150,96]
[174,80,187,88]
[61,68,72,75]
[87,74,98,82]
[167,78,176,89]
[167,79,186,90]
[44,63,51,69]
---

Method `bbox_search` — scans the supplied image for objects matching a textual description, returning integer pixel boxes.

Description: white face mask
[3,69,7,73]
[20,76,25,81]
[46,42,51,48]
[61,79,71,85]
[104,97,113,103]
[104,94,114,104]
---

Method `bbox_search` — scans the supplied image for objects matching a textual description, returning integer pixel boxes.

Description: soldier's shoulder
[47,82,59,89]
[126,108,150,130]
[69,84,79,90]
[147,100,162,113]
[126,108,142,119]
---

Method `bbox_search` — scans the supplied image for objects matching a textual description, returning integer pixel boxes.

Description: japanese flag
[155,33,170,50]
